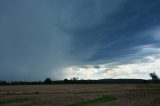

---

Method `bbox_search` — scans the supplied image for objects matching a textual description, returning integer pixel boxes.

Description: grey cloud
[93,65,101,69]
[54,0,126,31]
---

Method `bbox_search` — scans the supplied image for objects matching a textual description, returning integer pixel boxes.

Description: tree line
[0,72,159,85]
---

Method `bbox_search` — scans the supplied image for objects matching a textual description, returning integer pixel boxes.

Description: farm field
[0,84,160,106]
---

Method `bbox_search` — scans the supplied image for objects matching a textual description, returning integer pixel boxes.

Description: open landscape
[1,0,160,106]
[0,84,160,106]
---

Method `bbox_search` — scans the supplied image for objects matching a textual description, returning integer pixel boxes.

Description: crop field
[0,84,160,106]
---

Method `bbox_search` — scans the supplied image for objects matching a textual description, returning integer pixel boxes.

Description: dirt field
[0,84,160,106]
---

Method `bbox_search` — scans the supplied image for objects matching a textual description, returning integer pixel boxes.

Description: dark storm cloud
[0,0,160,81]
[70,0,160,64]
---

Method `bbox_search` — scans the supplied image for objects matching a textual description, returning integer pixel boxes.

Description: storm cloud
[0,0,160,81]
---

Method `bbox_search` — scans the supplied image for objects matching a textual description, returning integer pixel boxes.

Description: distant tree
[70,77,78,81]
[44,78,52,84]
[0,81,7,85]
[64,79,68,83]
[149,72,159,82]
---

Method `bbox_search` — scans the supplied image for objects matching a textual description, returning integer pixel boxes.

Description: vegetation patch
[147,89,160,95]
[69,95,117,106]
[0,98,29,105]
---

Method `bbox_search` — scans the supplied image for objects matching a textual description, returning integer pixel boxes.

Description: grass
[69,95,117,106]
[0,98,29,105]
[1,84,159,106]
[147,89,160,95]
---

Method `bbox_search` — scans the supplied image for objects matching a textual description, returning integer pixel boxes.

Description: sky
[0,0,160,81]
